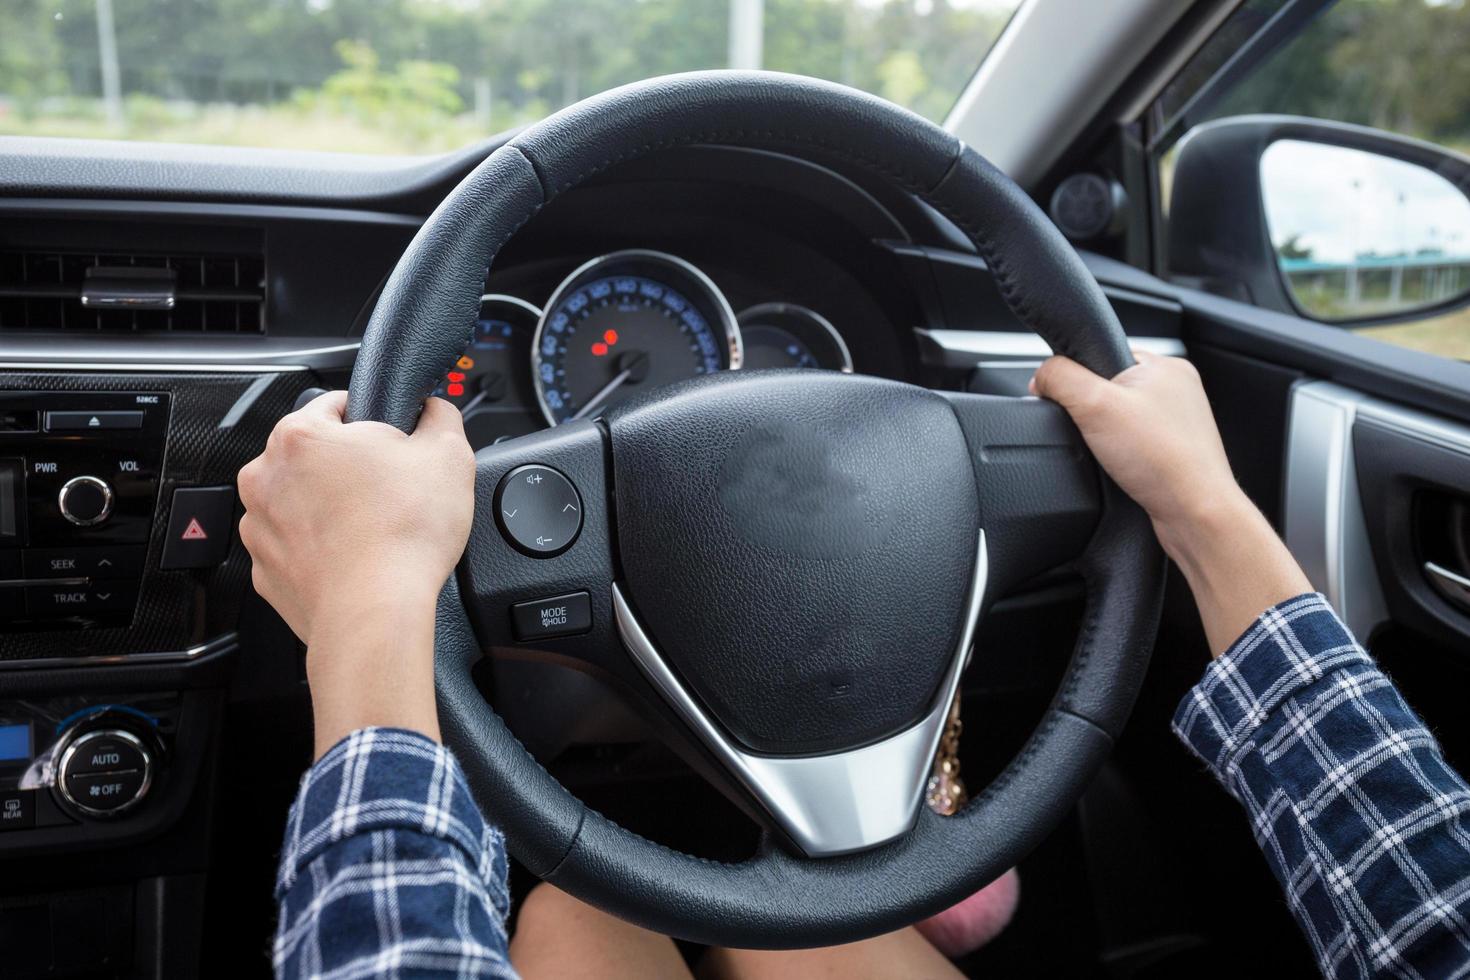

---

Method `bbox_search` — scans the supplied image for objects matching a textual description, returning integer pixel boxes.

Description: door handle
[1424,561,1470,610]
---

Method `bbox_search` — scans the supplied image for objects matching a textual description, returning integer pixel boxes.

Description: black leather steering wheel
[346,70,1165,949]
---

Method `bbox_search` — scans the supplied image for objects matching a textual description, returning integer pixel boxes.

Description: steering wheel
[345,71,1165,949]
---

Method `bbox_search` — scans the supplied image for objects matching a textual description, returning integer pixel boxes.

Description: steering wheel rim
[349,70,1166,948]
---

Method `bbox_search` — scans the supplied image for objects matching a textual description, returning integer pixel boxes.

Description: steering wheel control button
[511,591,593,641]
[57,729,153,818]
[57,475,114,527]
[160,485,236,569]
[494,465,583,557]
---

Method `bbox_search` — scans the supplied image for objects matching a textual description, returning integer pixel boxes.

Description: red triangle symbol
[180,517,208,540]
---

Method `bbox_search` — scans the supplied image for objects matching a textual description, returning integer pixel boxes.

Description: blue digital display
[0,724,31,762]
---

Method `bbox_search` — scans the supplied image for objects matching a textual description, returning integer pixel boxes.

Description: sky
[1261,139,1470,264]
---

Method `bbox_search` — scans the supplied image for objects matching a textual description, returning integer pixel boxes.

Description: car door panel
[1355,409,1470,651]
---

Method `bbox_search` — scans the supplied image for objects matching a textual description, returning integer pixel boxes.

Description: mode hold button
[511,591,592,641]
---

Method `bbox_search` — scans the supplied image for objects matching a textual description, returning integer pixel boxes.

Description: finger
[238,510,263,555]
[1031,355,1111,413]
[1130,349,1161,364]
[237,456,265,509]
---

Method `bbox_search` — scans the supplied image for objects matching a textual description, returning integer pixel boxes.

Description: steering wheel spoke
[458,420,633,680]
[942,391,1105,599]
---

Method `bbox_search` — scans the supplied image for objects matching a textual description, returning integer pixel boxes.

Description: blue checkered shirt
[273,727,517,978]
[1174,593,1470,978]
[275,594,1470,978]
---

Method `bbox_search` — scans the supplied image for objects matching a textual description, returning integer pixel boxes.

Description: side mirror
[1167,115,1470,325]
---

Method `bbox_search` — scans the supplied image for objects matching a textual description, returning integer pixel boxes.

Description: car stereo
[0,391,169,629]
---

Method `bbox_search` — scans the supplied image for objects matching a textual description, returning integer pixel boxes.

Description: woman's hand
[1030,351,1239,549]
[1032,351,1311,654]
[238,391,476,755]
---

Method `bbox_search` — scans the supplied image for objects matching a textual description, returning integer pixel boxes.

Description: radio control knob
[58,475,114,527]
[56,729,153,818]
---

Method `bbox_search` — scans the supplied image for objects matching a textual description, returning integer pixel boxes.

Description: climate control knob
[56,728,153,818]
[57,475,114,527]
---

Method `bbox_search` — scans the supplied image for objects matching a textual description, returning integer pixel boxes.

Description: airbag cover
[607,370,979,755]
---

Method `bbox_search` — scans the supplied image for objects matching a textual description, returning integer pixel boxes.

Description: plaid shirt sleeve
[273,727,519,979]
[1173,593,1470,979]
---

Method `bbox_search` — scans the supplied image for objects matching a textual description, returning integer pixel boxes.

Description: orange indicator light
[457,355,475,370]
[603,329,619,345]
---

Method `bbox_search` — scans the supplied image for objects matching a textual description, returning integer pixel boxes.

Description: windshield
[0,0,1018,155]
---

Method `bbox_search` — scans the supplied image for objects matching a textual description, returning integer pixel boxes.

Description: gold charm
[925,693,966,816]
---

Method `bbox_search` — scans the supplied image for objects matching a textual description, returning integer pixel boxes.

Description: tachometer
[434,294,544,447]
[532,250,742,425]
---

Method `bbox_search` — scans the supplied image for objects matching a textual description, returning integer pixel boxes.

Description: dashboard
[0,137,1184,669]
[437,252,855,446]
[0,133,1184,978]
[416,148,933,447]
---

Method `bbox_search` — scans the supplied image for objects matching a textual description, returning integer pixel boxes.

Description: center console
[0,370,311,663]
[1,696,177,829]
[0,365,321,978]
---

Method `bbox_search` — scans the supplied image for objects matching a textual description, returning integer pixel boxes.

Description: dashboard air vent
[0,249,266,333]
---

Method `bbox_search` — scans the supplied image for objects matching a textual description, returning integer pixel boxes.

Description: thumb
[291,388,348,423]
[414,395,470,439]
[1029,355,1111,414]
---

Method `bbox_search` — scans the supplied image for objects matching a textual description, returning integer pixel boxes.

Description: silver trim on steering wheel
[613,531,988,858]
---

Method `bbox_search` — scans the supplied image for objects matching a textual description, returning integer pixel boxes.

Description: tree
[1278,234,1315,260]
[0,0,64,114]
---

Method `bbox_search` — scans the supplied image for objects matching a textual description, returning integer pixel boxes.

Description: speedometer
[532,250,742,425]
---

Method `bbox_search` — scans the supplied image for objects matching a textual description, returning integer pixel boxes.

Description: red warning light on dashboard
[603,330,619,345]
[591,342,608,357]
[180,517,208,541]
[447,371,466,383]
[446,383,465,396]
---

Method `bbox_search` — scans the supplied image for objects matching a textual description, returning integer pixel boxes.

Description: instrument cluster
[434,249,856,448]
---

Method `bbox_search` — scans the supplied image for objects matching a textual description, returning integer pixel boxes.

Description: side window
[1149,0,1470,361]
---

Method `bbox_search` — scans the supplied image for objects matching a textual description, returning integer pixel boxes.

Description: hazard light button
[160,486,236,570]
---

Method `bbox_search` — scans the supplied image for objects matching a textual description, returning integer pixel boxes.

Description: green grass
[1354,307,1470,361]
